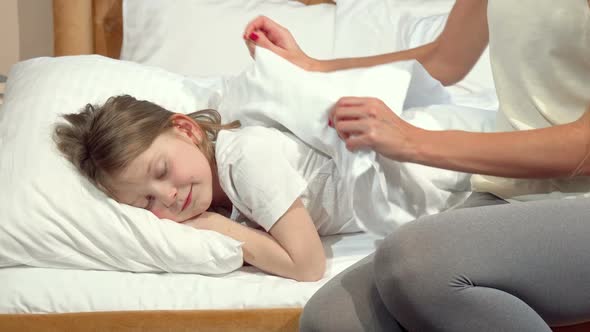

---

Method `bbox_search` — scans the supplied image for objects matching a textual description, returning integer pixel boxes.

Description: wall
[0,0,53,76]
[0,1,20,76]
[18,0,54,62]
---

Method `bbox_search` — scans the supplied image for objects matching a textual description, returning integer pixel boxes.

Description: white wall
[0,0,53,76]
[0,0,20,75]
[18,0,54,62]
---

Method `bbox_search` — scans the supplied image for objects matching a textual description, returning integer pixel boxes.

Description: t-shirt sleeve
[221,131,308,231]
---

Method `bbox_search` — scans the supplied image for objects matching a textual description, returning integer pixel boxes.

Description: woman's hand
[243,16,319,71]
[329,97,424,162]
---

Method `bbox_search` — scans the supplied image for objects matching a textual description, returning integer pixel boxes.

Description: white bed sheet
[0,232,382,314]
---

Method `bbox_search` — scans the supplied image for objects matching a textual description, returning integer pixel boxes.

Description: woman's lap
[302,194,590,331]
[375,196,590,331]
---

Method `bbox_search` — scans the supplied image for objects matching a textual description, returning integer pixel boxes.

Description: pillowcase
[333,0,498,110]
[121,0,336,78]
[218,47,493,236]
[219,47,411,235]
[332,0,454,58]
[0,56,243,274]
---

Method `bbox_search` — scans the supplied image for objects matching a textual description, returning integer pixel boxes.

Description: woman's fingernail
[328,119,333,127]
[249,32,259,41]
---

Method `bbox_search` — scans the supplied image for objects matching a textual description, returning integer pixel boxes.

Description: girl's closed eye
[158,161,168,179]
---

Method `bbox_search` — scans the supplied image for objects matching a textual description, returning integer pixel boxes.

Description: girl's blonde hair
[53,95,240,194]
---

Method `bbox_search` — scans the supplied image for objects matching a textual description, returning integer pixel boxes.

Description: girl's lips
[181,185,193,212]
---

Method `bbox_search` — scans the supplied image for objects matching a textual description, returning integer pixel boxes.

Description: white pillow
[0,56,243,274]
[218,47,490,236]
[121,0,336,78]
[400,13,498,110]
[333,0,454,58]
[333,0,498,110]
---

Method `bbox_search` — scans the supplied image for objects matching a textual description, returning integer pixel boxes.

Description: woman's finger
[244,38,256,58]
[334,118,367,137]
[335,96,369,107]
[343,133,372,152]
[332,107,367,121]
[330,106,376,127]
[244,16,288,47]
[251,30,283,54]
[334,97,391,116]
[330,98,365,120]
[243,16,270,38]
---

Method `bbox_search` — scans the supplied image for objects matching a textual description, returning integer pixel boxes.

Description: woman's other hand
[329,97,424,162]
[243,16,319,71]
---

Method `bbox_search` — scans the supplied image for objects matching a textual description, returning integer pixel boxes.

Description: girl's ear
[170,114,204,144]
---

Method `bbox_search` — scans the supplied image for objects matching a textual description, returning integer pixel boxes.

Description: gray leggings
[300,194,590,331]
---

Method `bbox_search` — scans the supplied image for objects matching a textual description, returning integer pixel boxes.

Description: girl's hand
[243,16,319,71]
[182,211,225,231]
[329,97,424,162]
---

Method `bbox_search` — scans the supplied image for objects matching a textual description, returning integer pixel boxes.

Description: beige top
[471,0,590,200]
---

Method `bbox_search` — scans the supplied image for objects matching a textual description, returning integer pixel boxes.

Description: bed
[3,2,372,331]
[0,1,588,331]
[0,231,382,332]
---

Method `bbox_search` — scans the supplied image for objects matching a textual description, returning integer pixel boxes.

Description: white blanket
[218,48,495,235]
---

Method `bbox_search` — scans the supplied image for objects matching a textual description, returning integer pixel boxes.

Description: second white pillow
[121,0,336,78]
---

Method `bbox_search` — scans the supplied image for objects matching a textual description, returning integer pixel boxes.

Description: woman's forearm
[314,42,436,73]
[314,0,489,87]
[410,113,590,178]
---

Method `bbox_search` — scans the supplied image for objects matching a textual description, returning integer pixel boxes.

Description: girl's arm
[245,0,489,86]
[185,198,325,282]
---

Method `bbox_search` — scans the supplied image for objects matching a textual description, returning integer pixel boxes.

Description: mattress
[0,232,382,314]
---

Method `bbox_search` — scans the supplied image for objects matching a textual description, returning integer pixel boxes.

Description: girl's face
[109,121,213,222]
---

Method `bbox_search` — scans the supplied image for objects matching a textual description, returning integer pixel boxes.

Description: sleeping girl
[54,95,363,282]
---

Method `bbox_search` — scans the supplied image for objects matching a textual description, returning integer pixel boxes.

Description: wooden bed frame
[1,0,588,331]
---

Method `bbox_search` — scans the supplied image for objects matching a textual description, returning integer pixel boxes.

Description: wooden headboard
[52,0,335,59]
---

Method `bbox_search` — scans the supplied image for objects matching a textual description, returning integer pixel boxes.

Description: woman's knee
[373,214,453,314]
[299,298,328,332]
[300,254,404,332]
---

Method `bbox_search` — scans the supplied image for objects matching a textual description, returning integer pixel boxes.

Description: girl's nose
[155,185,177,208]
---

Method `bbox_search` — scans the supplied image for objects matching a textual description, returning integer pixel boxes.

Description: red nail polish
[328,119,333,127]
[249,32,259,41]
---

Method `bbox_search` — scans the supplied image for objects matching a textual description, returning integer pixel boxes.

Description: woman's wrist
[310,59,347,72]
[403,126,432,164]
[304,57,326,72]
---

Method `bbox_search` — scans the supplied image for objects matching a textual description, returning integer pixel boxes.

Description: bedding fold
[217,48,493,235]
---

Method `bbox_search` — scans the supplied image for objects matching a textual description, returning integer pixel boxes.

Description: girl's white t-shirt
[470,0,590,200]
[215,126,362,236]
